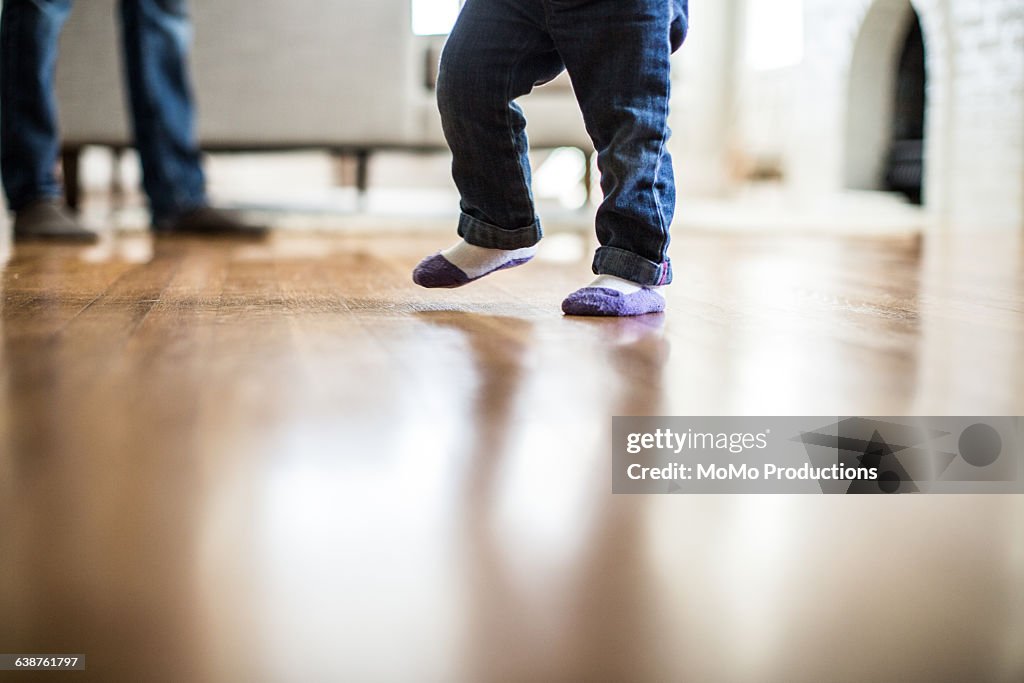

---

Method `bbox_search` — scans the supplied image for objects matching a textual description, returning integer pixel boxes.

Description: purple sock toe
[561,287,665,317]
[413,253,533,289]
[413,254,471,288]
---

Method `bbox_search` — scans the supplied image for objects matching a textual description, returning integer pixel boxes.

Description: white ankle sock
[441,240,537,279]
[587,274,664,297]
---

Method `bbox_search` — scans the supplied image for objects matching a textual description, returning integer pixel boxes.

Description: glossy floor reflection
[0,230,1022,682]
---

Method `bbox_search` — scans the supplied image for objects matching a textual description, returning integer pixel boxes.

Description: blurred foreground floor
[0,229,1022,682]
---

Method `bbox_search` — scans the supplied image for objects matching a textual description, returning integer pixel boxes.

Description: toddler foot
[561,275,665,317]
[413,240,536,288]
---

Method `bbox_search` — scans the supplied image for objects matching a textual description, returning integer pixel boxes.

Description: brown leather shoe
[155,206,269,237]
[12,199,99,242]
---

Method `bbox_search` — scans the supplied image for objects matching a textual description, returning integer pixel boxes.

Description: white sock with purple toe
[440,241,537,279]
[413,239,537,288]
[561,275,666,316]
[586,274,663,297]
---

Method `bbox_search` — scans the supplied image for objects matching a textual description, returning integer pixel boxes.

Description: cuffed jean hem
[593,246,672,287]
[9,191,62,212]
[150,194,208,228]
[457,212,543,250]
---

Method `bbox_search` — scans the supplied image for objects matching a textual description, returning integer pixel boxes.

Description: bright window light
[746,0,804,70]
[412,0,462,36]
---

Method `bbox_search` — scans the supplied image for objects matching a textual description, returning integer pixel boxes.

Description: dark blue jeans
[1,0,206,223]
[438,0,688,286]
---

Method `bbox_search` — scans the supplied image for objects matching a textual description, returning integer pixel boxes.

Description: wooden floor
[0,229,1022,682]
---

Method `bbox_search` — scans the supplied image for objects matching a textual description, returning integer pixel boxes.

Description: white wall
[727,0,1024,230]
[670,0,741,197]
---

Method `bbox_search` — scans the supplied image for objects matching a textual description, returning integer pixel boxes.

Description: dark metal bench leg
[111,147,125,210]
[62,147,82,213]
[355,149,370,197]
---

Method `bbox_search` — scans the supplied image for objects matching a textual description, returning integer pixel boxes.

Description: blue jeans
[438,0,688,286]
[1,0,206,223]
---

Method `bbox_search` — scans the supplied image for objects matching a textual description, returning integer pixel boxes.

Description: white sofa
[54,0,593,204]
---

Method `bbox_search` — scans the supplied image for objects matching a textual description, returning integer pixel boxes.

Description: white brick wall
[723,0,1024,230]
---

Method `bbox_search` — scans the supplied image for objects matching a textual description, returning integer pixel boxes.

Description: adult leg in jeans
[1,0,71,210]
[413,0,564,288]
[119,0,206,225]
[119,0,266,235]
[1,0,95,239]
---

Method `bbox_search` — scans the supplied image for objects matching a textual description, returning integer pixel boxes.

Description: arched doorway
[885,14,926,204]
[843,0,928,205]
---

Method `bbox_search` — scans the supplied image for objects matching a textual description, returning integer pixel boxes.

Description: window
[746,0,804,70]
[412,0,463,36]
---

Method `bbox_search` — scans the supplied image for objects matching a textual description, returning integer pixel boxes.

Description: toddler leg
[1,0,73,211]
[548,0,681,315]
[414,0,563,288]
